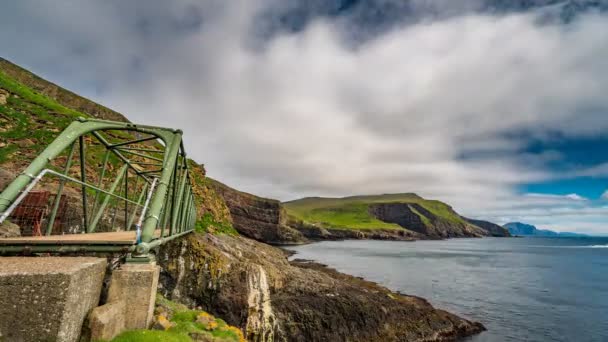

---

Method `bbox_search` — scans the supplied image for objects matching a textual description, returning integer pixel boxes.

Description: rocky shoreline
[158,233,485,341]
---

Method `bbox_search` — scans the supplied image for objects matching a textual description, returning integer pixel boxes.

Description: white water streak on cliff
[171,242,187,299]
[246,264,277,342]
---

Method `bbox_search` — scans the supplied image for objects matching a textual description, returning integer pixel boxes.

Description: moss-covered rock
[109,294,245,342]
[187,161,232,226]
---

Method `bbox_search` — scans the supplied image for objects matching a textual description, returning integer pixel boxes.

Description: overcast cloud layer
[1,0,607,233]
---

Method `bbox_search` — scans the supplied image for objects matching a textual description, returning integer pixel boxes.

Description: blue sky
[1,0,607,233]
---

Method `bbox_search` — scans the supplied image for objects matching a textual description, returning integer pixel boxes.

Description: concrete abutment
[0,257,161,342]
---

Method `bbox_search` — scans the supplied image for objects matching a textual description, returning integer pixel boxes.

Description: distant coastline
[504,222,589,237]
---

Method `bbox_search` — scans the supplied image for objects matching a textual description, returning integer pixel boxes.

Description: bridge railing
[0,118,197,257]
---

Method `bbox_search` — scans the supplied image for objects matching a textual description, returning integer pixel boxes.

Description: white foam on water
[528,244,608,249]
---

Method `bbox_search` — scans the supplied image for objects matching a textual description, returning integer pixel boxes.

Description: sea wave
[529,244,608,249]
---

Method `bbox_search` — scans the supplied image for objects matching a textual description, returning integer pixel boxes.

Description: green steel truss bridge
[0,118,196,261]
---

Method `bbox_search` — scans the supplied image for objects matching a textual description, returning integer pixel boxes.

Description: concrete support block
[0,257,107,342]
[88,300,126,341]
[107,263,160,329]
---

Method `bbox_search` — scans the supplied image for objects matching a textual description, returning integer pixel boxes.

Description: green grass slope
[284,193,467,231]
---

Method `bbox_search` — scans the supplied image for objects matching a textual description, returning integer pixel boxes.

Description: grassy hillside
[0,58,128,122]
[0,66,84,165]
[284,193,467,232]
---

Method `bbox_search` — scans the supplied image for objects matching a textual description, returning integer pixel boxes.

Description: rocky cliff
[210,182,506,243]
[157,233,484,342]
[463,218,511,237]
[209,179,306,244]
[368,203,486,238]
[287,216,420,241]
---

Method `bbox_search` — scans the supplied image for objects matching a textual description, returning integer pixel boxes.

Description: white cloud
[564,193,587,201]
[525,193,588,201]
[575,163,608,178]
[602,190,608,200]
[1,1,607,233]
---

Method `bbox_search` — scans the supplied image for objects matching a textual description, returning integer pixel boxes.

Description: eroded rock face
[288,217,420,241]
[368,203,429,235]
[463,218,511,237]
[368,203,485,238]
[157,233,485,341]
[209,179,306,244]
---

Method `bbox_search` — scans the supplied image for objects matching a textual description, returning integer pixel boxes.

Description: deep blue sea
[285,237,608,342]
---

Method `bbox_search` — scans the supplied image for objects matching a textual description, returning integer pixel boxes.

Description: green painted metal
[0,118,197,257]
[172,163,188,232]
[0,244,136,255]
[89,149,112,226]
[109,136,157,148]
[88,164,128,233]
[118,149,164,162]
[140,130,183,244]
[46,142,77,235]
[79,135,89,232]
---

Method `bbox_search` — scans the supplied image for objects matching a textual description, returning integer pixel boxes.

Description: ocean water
[285,237,608,342]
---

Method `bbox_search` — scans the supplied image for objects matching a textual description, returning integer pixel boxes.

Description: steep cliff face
[209,179,306,244]
[288,216,420,241]
[368,203,486,238]
[463,218,511,237]
[187,162,232,225]
[368,203,429,234]
[157,233,485,342]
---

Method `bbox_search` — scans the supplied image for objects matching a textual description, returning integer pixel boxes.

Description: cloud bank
[1,0,607,233]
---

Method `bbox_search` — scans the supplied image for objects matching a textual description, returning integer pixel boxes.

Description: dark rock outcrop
[209,179,307,244]
[288,217,420,241]
[464,218,511,237]
[157,233,485,342]
[368,203,429,235]
[368,203,485,238]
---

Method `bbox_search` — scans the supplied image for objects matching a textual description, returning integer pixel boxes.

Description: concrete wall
[0,257,107,342]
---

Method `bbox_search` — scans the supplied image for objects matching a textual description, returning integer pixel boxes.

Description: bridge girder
[0,118,196,257]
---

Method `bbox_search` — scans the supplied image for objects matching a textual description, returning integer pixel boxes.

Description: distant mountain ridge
[504,222,588,237]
